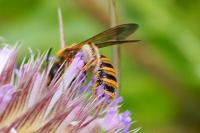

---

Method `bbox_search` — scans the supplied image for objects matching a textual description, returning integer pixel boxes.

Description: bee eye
[67,51,74,58]
[69,51,73,55]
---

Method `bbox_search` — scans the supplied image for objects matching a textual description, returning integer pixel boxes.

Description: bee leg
[82,59,97,72]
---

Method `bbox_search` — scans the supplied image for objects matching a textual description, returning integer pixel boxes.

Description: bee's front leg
[82,59,97,72]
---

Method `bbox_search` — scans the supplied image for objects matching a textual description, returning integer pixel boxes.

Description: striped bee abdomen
[95,55,118,99]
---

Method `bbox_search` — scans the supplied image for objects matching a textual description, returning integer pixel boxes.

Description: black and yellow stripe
[95,55,118,99]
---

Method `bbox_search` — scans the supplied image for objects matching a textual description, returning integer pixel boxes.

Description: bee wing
[78,23,139,47]
[96,40,140,48]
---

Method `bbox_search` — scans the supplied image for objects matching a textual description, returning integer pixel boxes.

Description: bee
[49,23,139,99]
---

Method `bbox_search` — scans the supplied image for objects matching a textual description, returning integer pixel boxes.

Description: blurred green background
[0,0,200,132]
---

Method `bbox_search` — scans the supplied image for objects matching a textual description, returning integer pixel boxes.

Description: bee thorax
[81,44,94,63]
[81,43,101,72]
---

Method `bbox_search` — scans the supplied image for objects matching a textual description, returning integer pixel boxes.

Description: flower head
[0,45,135,133]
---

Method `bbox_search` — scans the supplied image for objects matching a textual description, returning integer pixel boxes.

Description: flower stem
[109,0,121,89]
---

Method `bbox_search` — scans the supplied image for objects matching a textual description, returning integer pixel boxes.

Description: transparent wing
[78,23,139,48]
[95,40,140,48]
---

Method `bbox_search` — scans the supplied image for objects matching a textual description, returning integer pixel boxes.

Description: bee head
[57,47,80,65]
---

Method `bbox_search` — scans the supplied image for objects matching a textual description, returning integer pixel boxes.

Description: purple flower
[0,45,136,133]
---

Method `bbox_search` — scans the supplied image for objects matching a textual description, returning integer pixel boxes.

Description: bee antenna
[58,8,66,48]
[46,48,52,61]
[45,48,53,69]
